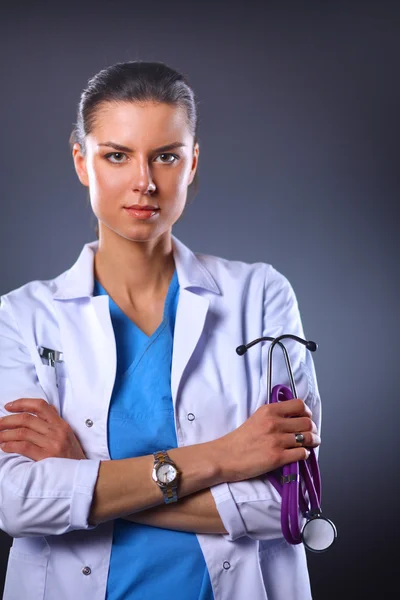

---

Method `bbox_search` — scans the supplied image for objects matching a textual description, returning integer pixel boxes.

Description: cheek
[88,162,128,198]
[165,163,191,192]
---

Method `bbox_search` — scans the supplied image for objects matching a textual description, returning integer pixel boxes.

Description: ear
[187,142,199,186]
[72,143,89,187]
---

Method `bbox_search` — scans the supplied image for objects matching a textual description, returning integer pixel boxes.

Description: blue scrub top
[93,271,214,600]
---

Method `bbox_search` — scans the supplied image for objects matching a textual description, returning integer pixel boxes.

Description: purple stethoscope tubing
[268,383,321,545]
[236,334,337,552]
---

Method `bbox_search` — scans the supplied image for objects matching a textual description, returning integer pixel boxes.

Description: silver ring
[295,433,305,445]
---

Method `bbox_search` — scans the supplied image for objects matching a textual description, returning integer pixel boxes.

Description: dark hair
[70,61,200,236]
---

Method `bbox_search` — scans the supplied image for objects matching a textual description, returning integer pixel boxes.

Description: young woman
[0,61,321,600]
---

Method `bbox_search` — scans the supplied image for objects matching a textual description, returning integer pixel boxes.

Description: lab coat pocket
[35,363,60,408]
[35,362,72,417]
[55,363,74,420]
[3,547,48,600]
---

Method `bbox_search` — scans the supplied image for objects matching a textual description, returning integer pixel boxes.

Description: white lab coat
[0,235,321,600]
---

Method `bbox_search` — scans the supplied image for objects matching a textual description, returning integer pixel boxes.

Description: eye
[154,153,179,164]
[104,152,128,164]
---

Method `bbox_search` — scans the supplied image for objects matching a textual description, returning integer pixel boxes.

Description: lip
[124,206,160,221]
[126,204,160,210]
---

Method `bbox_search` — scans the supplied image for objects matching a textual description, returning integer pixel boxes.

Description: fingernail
[5,402,14,408]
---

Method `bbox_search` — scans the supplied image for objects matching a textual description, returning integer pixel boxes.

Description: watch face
[157,463,177,484]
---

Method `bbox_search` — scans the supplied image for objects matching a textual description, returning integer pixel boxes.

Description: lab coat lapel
[53,296,116,422]
[170,236,220,403]
[52,242,117,438]
[171,289,209,402]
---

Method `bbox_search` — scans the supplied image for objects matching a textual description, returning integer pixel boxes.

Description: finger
[282,431,321,449]
[0,412,52,436]
[3,399,59,424]
[0,426,51,450]
[0,440,49,461]
[282,447,312,465]
[280,416,314,434]
[273,398,312,418]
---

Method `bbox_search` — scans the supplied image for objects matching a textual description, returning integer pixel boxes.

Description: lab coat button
[187,413,195,421]
[223,561,231,570]
[85,419,93,427]
[82,566,91,575]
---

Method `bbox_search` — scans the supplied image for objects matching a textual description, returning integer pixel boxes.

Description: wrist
[168,440,225,498]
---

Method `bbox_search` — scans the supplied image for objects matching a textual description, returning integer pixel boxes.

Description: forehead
[88,101,191,145]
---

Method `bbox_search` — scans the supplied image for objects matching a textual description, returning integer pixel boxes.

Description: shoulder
[0,271,67,316]
[194,249,293,295]
[1,240,97,314]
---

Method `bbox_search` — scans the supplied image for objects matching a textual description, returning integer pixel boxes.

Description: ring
[295,433,305,445]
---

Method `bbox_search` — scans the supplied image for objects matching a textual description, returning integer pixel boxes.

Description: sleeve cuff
[210,482,247,541]
[70,459,101,530]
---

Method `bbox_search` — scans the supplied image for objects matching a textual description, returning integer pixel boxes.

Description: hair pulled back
[70,61,199,236]
[70,61,199,150]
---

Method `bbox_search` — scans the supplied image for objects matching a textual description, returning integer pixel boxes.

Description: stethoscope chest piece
[302,514,337,553]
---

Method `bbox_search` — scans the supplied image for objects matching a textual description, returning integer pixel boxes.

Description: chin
[103,222,170,244]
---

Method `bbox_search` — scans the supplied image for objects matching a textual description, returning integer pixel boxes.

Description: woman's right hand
[215,398,320,483]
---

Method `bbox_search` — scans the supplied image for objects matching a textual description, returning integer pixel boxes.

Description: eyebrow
[98,141,187,153]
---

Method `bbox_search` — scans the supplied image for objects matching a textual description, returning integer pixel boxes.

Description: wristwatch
[152,450,181,504]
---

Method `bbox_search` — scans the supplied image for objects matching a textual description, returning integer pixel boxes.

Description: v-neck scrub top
[93,271,214,600]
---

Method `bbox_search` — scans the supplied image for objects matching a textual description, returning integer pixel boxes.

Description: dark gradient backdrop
[0,2,399,598]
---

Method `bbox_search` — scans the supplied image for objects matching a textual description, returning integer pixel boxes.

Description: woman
[0,61,321,600]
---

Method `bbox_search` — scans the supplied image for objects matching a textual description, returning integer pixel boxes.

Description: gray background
[0,1,399,598]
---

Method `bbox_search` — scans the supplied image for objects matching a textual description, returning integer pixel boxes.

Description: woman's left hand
[0,398,87,461]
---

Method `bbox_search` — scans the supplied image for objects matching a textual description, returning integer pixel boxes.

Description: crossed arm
[92,450,227,533]
[124,489,226,533]
[0,397,318,536]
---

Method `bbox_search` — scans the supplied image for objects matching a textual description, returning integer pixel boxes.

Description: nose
[131,157,156,194]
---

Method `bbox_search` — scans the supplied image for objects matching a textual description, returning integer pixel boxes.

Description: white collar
[52,234,220,300]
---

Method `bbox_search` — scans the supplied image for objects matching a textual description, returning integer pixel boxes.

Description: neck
[93,227,175,303]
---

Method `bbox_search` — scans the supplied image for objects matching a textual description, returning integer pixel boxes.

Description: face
[72,101,199,244]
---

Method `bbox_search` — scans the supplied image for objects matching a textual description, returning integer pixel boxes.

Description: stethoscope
[236,334,337,552]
